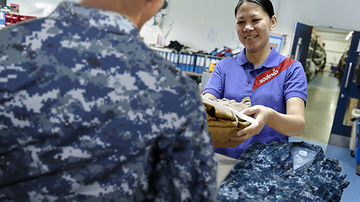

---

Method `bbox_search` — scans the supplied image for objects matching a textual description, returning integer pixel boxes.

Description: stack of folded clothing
[217,141,350,202]
[202,96,252,148]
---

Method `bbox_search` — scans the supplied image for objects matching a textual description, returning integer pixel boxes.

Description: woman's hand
[230,97,305,142]
[231,105,272,141]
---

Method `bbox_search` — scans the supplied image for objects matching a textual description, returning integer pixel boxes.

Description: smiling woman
[203,0,308,159]
[234,0,277,66]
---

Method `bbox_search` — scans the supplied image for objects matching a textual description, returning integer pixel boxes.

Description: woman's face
[235,2,276,54]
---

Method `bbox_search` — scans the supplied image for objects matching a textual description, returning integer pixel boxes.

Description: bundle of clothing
[202,96,251,148]
[217,141,350,202]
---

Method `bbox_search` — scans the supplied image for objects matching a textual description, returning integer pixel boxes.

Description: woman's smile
[245,35,258,39]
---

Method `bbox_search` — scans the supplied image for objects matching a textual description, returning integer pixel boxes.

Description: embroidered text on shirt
[299,190,321,201]
[259,69,279,84]
[252,58,295,91]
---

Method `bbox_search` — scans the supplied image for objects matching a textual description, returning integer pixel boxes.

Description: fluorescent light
[345,31,354,40]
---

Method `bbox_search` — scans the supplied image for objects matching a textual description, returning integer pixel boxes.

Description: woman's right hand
[231,105,272,141]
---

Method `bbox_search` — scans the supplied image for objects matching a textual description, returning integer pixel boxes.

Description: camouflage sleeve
[150,75,217,201]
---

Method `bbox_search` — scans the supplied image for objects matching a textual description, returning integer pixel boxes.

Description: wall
[314,29,351,71]
[164,0,239,52]
[165,0,279,53]
[275,0,360,57]
[165,0,360,57]
[7,0,360,58]
[164,0,360,57]
[321,39,349,70]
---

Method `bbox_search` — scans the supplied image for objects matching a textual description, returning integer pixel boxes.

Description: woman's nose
[243,23,254,32]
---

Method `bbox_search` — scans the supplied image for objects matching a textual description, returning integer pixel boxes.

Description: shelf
[183,71,202,77]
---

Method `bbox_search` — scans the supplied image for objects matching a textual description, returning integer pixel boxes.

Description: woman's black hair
[234,0,275,19]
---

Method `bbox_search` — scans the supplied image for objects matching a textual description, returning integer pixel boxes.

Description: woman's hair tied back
[234,0,275,18]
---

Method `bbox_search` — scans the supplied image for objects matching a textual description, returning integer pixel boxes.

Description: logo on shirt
[259,69,279,84]
[252,58,295,91]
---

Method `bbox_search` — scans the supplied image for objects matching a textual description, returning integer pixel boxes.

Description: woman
[203,0,307,159]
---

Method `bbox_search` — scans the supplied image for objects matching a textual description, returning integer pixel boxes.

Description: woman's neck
[246,46,272,68]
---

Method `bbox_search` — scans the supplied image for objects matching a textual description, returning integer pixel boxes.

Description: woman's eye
[237,21,244,24]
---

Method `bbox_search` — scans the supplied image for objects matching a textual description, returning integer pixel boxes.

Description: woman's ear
[270,15,277,31]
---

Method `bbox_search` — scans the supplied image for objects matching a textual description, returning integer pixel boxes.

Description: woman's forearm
[266,109,305,137]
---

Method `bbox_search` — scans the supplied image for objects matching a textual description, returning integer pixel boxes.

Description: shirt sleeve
[153,76,217,201]
[283,60,308,104]
[203,61,225,99]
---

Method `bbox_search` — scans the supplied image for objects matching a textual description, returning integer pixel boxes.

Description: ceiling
[315,27,352,42]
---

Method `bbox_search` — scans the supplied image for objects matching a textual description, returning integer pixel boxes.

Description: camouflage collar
[49,1,139,36]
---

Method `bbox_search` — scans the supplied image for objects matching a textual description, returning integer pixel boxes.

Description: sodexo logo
[259,69,279,84]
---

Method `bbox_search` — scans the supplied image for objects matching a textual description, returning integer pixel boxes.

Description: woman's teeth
[245,36,257,39]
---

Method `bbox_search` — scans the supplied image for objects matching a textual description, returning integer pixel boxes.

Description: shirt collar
[253,141,325,176]
[236,48,248,66]
[284,142,325,176]
[236,47,279,69]
[49,1,139,36]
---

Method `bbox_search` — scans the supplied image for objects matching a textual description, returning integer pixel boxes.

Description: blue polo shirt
[203,48,307,159]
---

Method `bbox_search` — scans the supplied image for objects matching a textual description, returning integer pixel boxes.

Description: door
[330,31,360,147]
[290,22,313,69]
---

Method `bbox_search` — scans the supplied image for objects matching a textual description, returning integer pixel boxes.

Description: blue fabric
[0,1,217,201]
[203,48,308,159]
[217,141,350,202]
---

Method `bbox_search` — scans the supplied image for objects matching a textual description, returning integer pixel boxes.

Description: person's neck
[246,46,272,68]
[79,0,121,13]
[78,0,144,29]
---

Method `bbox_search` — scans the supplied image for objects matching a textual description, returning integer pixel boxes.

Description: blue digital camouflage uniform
[217,141,349,202]
[0,1,217,201]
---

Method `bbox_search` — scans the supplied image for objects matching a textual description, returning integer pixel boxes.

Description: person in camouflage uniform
[0,0,217,201]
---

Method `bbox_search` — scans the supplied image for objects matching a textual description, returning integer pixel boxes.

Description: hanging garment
[202,96,252,148]
[217,141,350,202]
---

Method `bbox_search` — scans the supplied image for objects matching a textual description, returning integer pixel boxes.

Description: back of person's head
[234,0,275,18]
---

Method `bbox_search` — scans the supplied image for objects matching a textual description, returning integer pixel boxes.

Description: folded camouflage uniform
[202,96,251,148]
[217,141,350,202]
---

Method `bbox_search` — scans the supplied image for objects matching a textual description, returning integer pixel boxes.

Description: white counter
[215,153,238,189]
